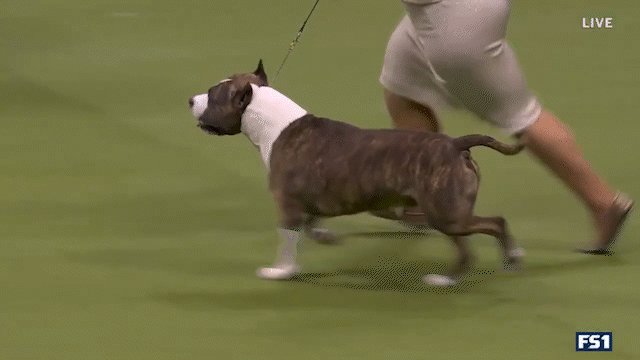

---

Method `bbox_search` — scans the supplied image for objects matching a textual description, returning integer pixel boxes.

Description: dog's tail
[453,134,524,155]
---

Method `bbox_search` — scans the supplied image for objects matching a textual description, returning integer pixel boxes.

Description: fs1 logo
[576,332,613,352]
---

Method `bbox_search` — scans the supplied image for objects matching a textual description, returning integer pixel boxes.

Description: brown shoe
[578,192,634,255]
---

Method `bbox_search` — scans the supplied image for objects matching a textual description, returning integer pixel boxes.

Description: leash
[273,0,320,83]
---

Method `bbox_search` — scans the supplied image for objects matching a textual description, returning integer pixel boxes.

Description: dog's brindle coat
[189,60,523,286]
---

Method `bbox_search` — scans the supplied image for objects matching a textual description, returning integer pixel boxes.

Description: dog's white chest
[241,85,307,168]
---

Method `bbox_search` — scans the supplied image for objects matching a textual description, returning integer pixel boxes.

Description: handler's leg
[379,15,452,134]
[518,111,633,252]
[381,89,438,227]
[375,15,448,225]
[384,89,440,132]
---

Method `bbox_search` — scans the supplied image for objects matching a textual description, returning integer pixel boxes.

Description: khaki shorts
[380,0,541,134]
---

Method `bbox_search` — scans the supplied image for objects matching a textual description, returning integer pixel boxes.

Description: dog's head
[188,60,268,135]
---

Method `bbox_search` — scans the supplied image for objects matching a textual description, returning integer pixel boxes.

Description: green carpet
[1,1,638,359]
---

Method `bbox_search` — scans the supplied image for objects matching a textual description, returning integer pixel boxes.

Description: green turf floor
[1,1,639,359]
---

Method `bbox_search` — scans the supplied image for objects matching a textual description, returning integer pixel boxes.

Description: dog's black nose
[188,97,194,108]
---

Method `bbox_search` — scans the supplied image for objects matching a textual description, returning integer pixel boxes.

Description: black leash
[273,0,321,83]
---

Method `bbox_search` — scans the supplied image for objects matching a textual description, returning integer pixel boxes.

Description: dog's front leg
[256,228,302,280]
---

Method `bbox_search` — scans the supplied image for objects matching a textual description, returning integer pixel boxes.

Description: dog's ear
[253,59,268,85]
[234,82,253,110]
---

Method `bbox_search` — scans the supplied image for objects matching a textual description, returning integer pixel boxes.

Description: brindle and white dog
[189,60,525,286]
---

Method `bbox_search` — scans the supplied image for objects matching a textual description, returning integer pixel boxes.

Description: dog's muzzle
[189,94,208,119]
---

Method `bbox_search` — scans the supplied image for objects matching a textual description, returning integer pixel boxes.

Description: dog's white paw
[503,247,525,272]
[256,264,301,280]
[423,274,458,287]
[508,247,526,258]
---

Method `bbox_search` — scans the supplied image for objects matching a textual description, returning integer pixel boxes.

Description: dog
[188,60,524,286]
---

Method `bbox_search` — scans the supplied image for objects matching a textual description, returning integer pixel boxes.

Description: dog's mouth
[197,122,223,135]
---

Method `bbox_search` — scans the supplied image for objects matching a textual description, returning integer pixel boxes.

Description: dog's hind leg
[463,216,523,271]
[423,216,523,286]
[423,235,474,286]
